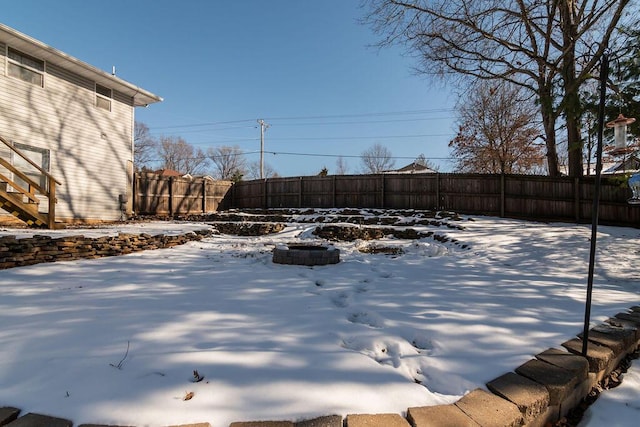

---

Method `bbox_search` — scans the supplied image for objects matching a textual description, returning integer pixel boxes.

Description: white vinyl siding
[0,42,135,221]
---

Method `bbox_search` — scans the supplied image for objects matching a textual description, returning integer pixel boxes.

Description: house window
[7,47,44,86]
[10,142,51,191]
[96,83,112,111]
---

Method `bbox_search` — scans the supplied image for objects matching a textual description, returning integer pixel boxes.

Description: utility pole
[257,119,270,179]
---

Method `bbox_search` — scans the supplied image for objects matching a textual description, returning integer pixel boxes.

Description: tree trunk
[566,111,583,177]
[539,82,560,176]
[560,0,583,177]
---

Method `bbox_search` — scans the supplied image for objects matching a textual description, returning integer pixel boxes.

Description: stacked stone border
[0,229,214,270]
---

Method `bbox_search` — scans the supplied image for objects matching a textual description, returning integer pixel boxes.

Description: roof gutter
[0,23,163,107]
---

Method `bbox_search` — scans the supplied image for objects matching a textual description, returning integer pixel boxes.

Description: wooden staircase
[0,135,61,228]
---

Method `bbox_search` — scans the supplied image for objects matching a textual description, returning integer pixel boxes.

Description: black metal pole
[582,52,608,357]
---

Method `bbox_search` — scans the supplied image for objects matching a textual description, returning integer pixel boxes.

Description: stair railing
[0,135,61,228]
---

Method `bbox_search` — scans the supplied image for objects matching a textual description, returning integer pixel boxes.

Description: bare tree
[415,153,438,171]
[247,161,278,180]
[156,136,208,175]
[364,0,635,177]
[361,143,395,173]
[449,81,544,174]
[207,145,246,180]
[133,121,156,170]
[335,156,349,175]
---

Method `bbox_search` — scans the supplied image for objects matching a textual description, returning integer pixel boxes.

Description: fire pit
[272,243,340,266]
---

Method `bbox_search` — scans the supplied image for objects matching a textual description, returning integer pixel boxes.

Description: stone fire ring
[272,243,340,266]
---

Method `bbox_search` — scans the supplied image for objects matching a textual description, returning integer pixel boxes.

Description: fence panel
[382,175,439,209]
[134,174,171,215]
[134,173,231,215]
[265,177,300,208]
[334,175,382,207]
[301,176,334,208]
[438,174,502,215]
[219,173,639,227]
[505,175,576,220]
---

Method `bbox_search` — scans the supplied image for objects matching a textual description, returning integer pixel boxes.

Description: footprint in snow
[409,334,436,354]
[347,311,385,328]
[341,338,402,368]
[355,284,369,293]
[371,267,392,279]
[330,291,350,308]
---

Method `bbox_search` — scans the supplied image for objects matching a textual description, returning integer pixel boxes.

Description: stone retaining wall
[0,229,213,270]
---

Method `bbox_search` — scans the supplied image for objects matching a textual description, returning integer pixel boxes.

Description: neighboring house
[603,154,640,175]
[153,169,184,177]
[0,23,161,226]
[581,154,639,176]
[383,161,438,174]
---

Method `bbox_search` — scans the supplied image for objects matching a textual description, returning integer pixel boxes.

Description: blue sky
[3,0,458,176]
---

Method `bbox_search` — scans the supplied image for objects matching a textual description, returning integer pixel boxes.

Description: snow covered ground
[0,212,638,426]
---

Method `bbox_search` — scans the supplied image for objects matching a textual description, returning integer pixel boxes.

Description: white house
[0,23,161,226]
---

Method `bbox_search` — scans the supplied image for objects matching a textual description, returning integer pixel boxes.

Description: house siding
[0,41,135,221]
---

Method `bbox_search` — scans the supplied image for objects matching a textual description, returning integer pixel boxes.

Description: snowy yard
[0,212,638,426]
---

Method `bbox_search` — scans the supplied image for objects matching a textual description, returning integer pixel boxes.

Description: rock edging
[0,229,213,270]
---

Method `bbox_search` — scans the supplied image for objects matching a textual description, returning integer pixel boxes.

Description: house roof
[384,161,437,174]
[0,23,162,107]
[153,169,183,177]
[603,155,640,174]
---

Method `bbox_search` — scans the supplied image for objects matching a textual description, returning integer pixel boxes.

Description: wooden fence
[224,173,640,227]
[134,173,232,216]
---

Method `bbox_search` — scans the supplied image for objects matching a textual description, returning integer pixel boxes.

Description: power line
[143,108,456,132]
[271,116,454,127]
[270,133,453,141]
[262,151,452,160]
[263,108,455,121]
[182,132,454,147]
[146,150,454,163]
[152,119,256,131]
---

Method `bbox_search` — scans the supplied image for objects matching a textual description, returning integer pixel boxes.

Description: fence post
[299,176,303,208]
[168,177,174,216]
[381,174,385,208]
[263,178,268,209]
[231,182,236,209]
[332,175,337,208]
[436,173,441,210]
[574,177,580,222]
[202,178,207,214]
[500,174,506,217]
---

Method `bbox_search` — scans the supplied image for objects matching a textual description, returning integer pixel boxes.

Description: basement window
[96,83,112,111]
[7,47,44,87]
